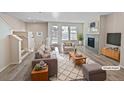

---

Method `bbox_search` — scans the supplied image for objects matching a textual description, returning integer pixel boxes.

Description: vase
[79,41,82,45]
[74,48,77,54]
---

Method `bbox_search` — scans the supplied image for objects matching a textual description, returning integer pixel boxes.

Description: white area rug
[49,53,97,81]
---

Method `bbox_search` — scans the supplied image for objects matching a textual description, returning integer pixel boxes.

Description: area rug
[49,53,97,81]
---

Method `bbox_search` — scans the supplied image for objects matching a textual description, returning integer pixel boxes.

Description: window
[62,26,78,40]
[70,26,77,40]
[51,26,59,44]
[49,23,81,45]
[62,26,69,40]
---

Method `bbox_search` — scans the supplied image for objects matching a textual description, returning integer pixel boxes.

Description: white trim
[119,64,124,69]
[0,64,11,72]
[11,62,20,65]
[11,29,26,32]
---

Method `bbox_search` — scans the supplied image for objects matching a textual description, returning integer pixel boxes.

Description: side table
[31,65,48,81]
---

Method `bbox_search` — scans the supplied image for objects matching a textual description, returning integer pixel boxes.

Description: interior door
[28,32,34,51]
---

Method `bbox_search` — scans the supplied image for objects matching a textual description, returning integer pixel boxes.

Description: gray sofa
[33,49,58,77]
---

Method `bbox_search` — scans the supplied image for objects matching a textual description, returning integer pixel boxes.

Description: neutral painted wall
[26,23,48,50]
[0,13,27,72]
[0,17,11,72]
[0,13,26,31]
[100,13,124,67]
[26,23,48,38]
[83,16,100,35]
[99,16,107,53]
[104,13,123,47]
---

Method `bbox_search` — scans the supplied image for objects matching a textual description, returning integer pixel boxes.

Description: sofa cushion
[64,41,72,46]
[35,52,42,59]
[64,46,73,49]
[38,49,44,54]
[44,48,51,54]
[42,53,51,58]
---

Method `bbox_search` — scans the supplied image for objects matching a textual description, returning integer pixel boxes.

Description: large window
[51,26,59,44]
[62,26,77,40]
[70,26,77,40]
[62,26,69,40]
[49,23,82,44]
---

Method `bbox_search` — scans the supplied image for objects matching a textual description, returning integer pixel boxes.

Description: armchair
[63,41,74,53]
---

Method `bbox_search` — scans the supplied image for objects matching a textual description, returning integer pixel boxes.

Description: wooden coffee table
[31,65,48,81]
[69,52,87,65]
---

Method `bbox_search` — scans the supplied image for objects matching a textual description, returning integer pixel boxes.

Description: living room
[0,12,124,81]
[1,0,124,93]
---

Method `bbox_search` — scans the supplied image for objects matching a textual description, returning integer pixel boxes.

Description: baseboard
[0,64,11,72]
[119,64,124,69]
[11,62,19,64]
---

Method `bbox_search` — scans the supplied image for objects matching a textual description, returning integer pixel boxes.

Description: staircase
[21,50,30,61]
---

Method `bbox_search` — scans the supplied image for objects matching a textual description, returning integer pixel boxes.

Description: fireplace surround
[85,34,99,54]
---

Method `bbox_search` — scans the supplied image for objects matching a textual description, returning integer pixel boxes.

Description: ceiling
[4,12,111,23]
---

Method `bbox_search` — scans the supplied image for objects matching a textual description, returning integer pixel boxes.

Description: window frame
[70,26,78,40]
[51,25,59,44]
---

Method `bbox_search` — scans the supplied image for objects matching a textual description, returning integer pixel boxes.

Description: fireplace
[88,37,95,48]
[85,34,99,54]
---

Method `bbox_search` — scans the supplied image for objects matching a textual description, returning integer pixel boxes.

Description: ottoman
[82,64,106,81]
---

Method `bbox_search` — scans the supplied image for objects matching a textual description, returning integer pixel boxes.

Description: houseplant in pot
[77,33,83,45]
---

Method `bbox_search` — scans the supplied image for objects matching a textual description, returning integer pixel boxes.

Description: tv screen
[107,33,121,46]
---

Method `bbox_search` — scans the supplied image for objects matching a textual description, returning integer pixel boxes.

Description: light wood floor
[0,53,34,81]
[0,47,124,81]
[79,47,124,81]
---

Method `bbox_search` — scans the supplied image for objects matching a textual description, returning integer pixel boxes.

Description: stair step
[20,52,30,64]
[21,50,25,54]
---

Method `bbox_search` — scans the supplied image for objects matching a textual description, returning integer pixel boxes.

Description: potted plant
[77,33,83,45]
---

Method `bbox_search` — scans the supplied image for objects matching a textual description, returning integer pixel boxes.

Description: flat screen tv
[107,33,121,46]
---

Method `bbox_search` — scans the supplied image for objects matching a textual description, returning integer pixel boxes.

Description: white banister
[9,34,22,64]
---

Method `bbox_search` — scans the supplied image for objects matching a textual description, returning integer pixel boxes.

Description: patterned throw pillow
[35,52,42,59]
[64,42,72,46]
[42,53,50,58]
[38,50,44,56]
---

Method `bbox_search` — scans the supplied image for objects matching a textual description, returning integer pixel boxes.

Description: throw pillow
[35,52,42,59]
[42,53,50,58]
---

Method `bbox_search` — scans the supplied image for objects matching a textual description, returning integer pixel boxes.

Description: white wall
[0,13,26,31]
[0,17,11,72]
